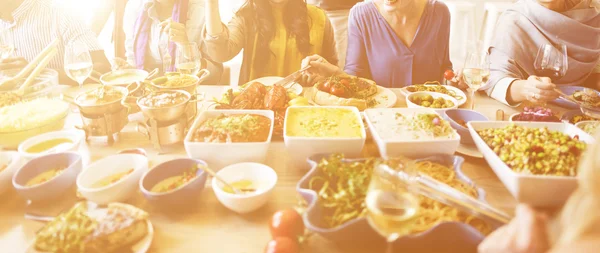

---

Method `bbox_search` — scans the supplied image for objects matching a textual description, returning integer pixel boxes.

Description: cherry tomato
[444,70,456,80]
[339,78,350,87]
[330,85,347,98]
[269,209,304,239]
[316,81,327,92]
[264,237,300,253]
[323,81,332,93]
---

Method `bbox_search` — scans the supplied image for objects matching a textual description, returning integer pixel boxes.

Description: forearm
[205,0,223,36]
[507,79,527,104]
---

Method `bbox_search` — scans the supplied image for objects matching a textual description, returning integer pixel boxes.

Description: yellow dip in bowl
[286,107,363,138]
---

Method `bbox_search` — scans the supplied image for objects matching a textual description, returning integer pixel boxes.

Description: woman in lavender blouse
[302,0,453,88]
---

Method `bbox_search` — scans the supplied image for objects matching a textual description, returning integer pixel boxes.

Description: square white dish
[467,121,595,207]
[364,108,460,158]
[184,109,274,169]
[283,106,366,163]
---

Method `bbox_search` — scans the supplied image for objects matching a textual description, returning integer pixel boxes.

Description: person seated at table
[478,129,600,253]
[202,0,338,85]
[301,0,453,88]
[122,0,223,83]
[0,0,111,84]
[483,0,600,106]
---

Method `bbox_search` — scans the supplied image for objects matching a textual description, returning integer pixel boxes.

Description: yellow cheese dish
[286,108,363,138]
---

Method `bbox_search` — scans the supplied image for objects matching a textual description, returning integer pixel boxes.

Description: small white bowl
[18,130,84,160]
[0,151,22,194]
[212,162,277,214]
[185,110,274,170]
[406,92,459,110]
[77,154,148,205]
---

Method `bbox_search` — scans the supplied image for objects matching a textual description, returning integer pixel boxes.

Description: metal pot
[136,90,199,122]
[146,69,210,94]
[100,68,158,97]
[67,85,132,115]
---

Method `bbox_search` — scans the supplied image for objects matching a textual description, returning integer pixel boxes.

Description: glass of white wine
[366,161,420,253]
[175,42,201,76]
[462,50,490,110]
[0,29,15,60]
[64,41,93,88]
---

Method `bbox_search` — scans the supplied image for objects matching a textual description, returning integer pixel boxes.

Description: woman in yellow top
[203,0,338,85]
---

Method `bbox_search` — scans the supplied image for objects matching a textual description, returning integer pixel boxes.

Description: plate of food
[27,202,153,253]
[551,85,585,109]
[509,107,561,122]
[575,121,599,135]
[468,122,593,207]
[304,75,397,111]
[297,153,495,251]
[571,88,600,118]
[246,76,303,95]
[561,109,599,124]
[400,82,467,107]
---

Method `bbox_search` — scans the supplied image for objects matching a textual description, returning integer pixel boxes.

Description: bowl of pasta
[297,153,496,252]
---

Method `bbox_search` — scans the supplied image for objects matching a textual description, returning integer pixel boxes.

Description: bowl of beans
[406,92,458,110]
[468,121,594,207]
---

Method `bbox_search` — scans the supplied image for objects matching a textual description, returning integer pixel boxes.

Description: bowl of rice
[0,98,69,149]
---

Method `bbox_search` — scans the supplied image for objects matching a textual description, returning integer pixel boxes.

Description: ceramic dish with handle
[212,162,277,214]
[297,154,494,252]
[0,151,22,194]
[185,110,274,169]
[12,152,82,203]
[283,106,366,164]
[140,158,208,209]
[77,154,149,205]
[467,121,594,207]
[18,130,84,160]
[365,108,460,158]
[442,109,488,145]
[406,92,459,110]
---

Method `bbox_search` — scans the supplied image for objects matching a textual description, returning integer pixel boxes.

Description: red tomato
[444,70,455,80]
[330,85,347,98]
[339,78,350,87]
[323,81,332,93]
[264,237,300,253]
[269,209,304,239]
[316,81,327,92]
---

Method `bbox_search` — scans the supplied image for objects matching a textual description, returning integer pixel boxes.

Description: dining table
[1,84,563,253]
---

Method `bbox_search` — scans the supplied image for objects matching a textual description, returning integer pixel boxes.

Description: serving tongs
[274,58,326,89]
[0,39,59,93]
[396,170,513,225]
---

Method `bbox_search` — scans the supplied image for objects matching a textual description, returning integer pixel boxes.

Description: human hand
[110,57,133,71]
[0,57,28,71]
[478,204,550,253]
[300,54,341,86]
[159,19,189,44]
[447,69,469,90]
[519,75,559,103]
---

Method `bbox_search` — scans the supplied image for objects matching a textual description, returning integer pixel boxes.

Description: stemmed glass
[64,41,93,88]
[534,42,568,83]
[0,29,15,60]
[176,42,201,76]
[462,50,490,110]
[366,161,419,253]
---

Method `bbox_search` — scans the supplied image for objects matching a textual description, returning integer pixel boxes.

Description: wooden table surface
[0,85,569,253]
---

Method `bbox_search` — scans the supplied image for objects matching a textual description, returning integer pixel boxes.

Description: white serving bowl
[18,130,85,161]
[0,151,22,194]
[467,121,595,207]
[212,162,278,214]
[364,108,460,158]
[283,106,366,163]
[76,154,148,205]
[406,92,459,110]
[185,110,274,170]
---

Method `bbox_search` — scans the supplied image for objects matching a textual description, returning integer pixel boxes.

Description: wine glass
[462,50,490,110]
[534,42,568,82]
[64,41,93,88]
[366,160,419,253]
[0,29,15,60]
[176,42,201,76]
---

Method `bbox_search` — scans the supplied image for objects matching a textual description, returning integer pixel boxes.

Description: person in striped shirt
[0,0,111,84]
